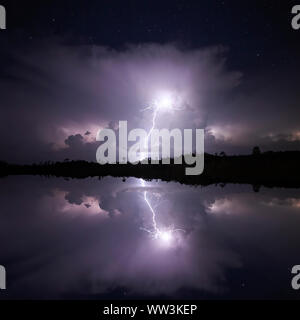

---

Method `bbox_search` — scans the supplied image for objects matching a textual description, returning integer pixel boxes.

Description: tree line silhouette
[1,150,300,190]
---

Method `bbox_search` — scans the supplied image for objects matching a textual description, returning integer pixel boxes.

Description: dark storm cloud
[0,39,299,163]
[64,134,84,148]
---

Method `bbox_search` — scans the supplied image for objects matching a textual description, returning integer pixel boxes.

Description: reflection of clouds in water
[2,177,300,299]
[205,195,252,216]
[38,180,240,296]
[206,198,234,215]
[44,189,109,217]
[205,193,300,217]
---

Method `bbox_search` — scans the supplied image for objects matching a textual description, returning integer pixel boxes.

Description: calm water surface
[0,176,300,299]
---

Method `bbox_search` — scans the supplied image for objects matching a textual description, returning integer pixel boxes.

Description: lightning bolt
[140,94,184,161]
[139,104,159,161]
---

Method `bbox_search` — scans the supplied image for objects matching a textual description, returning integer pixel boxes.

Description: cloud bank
[0,40,299,162]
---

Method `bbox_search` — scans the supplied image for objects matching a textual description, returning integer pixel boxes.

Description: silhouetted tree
[219,151,226,157]
[252,146,261,155]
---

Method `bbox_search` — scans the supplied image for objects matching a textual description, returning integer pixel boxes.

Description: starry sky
[0,0,300,163]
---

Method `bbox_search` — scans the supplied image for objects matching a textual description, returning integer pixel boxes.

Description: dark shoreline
[1,151,300,189]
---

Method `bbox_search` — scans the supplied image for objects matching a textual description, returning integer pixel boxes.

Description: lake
[0,176,299,299]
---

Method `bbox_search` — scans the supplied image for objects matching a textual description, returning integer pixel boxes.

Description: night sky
[1,0,300,163]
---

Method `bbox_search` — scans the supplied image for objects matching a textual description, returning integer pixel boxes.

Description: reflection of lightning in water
[139,182,185,244]
[140,179,159,237]
[143,189,158,234]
